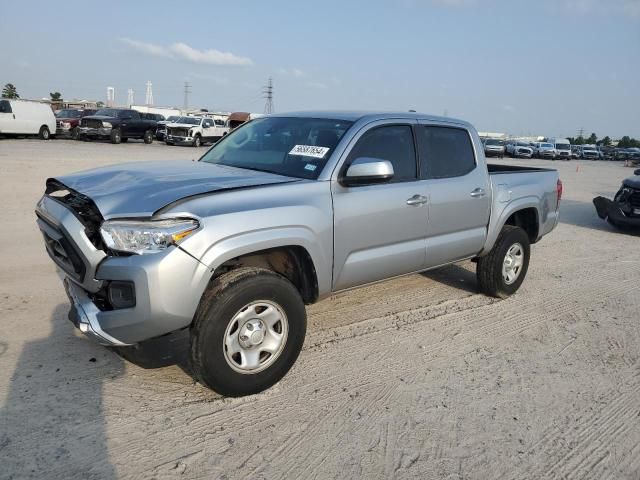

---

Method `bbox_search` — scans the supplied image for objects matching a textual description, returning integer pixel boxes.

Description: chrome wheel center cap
[239,319,265,348]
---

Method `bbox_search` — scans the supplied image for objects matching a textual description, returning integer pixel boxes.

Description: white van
[0,99,56,139]
[547,137,572,160]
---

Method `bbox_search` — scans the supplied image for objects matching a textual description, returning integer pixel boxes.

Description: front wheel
[190,267,307,397]
[476,225,530,298]
[71,127,80,140]
[143,130,153,144]
[110,128,122,144]
[192,135,201,147]
[39,126,50,140]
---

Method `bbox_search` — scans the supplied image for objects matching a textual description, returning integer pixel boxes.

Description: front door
[332,122,429,291]
[0,100,16,133]
[416,123,490,268]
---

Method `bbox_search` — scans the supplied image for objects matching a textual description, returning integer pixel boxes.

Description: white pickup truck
[165,116,229,147]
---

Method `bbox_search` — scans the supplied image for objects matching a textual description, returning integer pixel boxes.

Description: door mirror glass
[343,157,394,186]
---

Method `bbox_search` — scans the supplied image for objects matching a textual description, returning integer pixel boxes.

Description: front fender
[191,226,332,298]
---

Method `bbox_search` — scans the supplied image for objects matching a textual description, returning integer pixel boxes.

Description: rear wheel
[143,130,153,144]
[39,126,50,140]
[476,225,530,298]
[190,267,307,397]
[110,128,122,144]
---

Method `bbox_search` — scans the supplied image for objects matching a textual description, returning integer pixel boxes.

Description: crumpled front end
[593,182,640,229]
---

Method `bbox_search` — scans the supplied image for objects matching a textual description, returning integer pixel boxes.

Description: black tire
[476,225,530,299]
[143,130,153,144]
[193,135,201,147]
[190,267,307,397]
[39,126,50,140]
[121,137,129,143]
[71,127,80,140]
[110,128,122,144]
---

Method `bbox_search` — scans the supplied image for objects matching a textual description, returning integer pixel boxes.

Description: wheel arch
[481,198,541,255]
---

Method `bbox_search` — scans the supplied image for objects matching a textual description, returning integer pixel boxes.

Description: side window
[215,119,225,127]
[346,125,417,182]
[0,100,12,114]
[417,126,476,179]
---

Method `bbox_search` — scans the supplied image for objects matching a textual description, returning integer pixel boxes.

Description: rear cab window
[416,126,476,179]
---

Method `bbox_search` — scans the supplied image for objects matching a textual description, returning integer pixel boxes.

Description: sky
[1,0,639,138]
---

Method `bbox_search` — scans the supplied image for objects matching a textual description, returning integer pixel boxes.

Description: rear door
[0,100,16,133]
[416,123,490,268]
[332,121,429,291]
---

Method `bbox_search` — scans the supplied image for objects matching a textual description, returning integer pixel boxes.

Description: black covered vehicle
[593,169,640,230]
[78,108,158,144]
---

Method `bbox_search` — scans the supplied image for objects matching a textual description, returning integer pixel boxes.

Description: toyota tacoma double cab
[78,108,157,144]
[36,111,561,396]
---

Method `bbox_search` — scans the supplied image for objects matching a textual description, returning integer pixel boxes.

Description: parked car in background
[547,138,571,160]
[35,110,561,396]
[579,144,599,160]
[155,115,180,140]
[571,146,580,159]
[0,99,56,139]
[55,108,97,139]
[598,146,615,160]
[165,116,229,147]
[505,141,533,158]
[624,148,640,166]
[533,142,556,159]
[483,138,505,157]
[78,108,158,144]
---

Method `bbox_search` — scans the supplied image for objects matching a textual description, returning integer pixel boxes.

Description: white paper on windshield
[289,145,330,159]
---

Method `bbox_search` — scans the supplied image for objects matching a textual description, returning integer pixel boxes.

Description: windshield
[541,143,553,148]
[95,109,121,117]
[200,117,354,180]
[167,116,179,122]
[556,143,570,150]
[583,147,596,152]
[485,139,504,146]
[55,109,80,118]
[517,142,530,147]
[174,116,200,125]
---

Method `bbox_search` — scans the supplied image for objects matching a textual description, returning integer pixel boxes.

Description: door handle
[406,194,428,206]
[470,188,486,198]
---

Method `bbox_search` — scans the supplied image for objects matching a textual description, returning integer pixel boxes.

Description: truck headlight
[61,121,71,128]
[100,219,199,255]
[102,121,112,128]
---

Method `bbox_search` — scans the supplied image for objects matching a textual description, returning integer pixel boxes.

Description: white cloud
[120,38,253,66]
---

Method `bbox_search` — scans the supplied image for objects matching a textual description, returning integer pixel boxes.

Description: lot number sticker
[289,145,330,159]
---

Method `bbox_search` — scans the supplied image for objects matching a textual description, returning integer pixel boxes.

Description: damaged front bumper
[593,196,640,229]
[78,126,112,139]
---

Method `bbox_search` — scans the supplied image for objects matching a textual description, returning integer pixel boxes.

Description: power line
[183,81,191,111]
[263,77,274,114]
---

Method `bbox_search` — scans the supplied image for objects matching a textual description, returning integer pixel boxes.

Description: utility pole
[183,81,191,112]
[263,77,274,114]
[578,127,584,138]
[145,81,153,106]
[127,88,134,107]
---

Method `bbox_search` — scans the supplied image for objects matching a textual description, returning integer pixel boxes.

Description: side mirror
[343,157,394,186]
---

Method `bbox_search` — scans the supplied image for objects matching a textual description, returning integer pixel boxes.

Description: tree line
[566,132,640,149]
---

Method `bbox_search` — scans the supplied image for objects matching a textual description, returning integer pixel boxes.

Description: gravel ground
[0,139,639,480]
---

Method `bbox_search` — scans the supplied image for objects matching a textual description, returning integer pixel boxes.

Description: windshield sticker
[304,164,317,171]
[289,145,330,159]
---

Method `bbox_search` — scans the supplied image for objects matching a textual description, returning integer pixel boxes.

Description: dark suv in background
[78,108,158,144]
[55,108,97,139]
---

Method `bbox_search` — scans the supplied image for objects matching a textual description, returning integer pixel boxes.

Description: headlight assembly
[102,121,112,128]
[100,218,199,255]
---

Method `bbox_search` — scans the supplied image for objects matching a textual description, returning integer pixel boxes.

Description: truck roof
[271,110,472,128]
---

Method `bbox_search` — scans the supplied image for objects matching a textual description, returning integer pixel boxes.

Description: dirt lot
[1,139,639,479]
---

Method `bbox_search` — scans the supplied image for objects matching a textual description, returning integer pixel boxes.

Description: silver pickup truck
[36,111,561,396]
